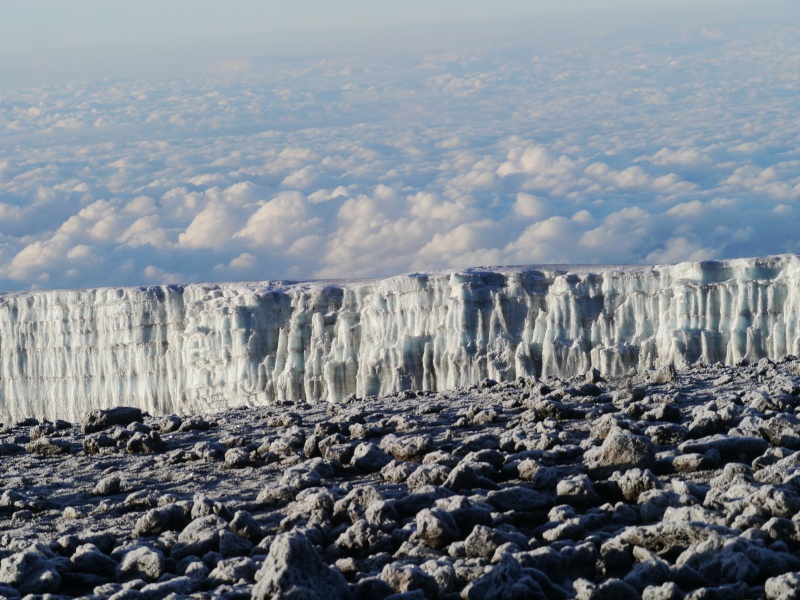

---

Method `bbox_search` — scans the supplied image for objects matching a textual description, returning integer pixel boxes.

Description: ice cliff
[1,254,800,422]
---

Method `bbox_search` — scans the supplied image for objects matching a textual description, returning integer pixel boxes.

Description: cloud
[0,6,799,290]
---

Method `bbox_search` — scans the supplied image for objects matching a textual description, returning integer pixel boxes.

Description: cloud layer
[0,7,798,290]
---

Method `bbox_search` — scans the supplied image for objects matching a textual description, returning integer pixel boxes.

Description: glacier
[1,254,800,423]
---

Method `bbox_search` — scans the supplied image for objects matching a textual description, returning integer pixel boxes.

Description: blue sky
[0,1,798,290]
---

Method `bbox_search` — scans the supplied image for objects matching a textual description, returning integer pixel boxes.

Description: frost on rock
[1,254,800,421]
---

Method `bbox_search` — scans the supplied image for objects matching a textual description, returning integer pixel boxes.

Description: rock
[82,407,144,433]
[0,552,61,595]
[27,436,71,455]
[584,431,655,477]
[71,543,118,577]
[517,461,558,491]
[280,458,335,489]
[93,475,123,496]
[381,562,438,597]
[486,486,552,512]
[193,440,227,461]
[675,534,759,585]
[443,462,497,492]
[133,505,188,537]
[350,442,392,473]
[171,514,228,560]
[158,415,182,433]
[416,508,460,550]
[464,525,528,558]
[380,434,434,462]
[651,365,677,385]
[463,554,561,599]
[407,464,451,491]
[679,434,769,461]
[615,468,662,503]
[381,460,418,483]
[766,571,800,600]
[126,431,163,453]
[251,532,348,600]
[330,519,390,559]
[256,484,298,507]
[517,541,599,582]
[219,528,255,558]
[224,447,251,469]
[574,577,640,600]
[139,576,199,599]
[178,415,211,432]
[230,510,264,544]
[116,546,167,583]
[642,582,683,600]
[556,474,600,507]
[207,556,258,587]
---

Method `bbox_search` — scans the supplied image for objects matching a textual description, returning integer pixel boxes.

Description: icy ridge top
[0,254,798,422]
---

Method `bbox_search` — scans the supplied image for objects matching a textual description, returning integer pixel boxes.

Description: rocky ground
[4,359,800,599]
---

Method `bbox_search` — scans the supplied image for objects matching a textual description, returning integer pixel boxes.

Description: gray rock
[224,447,251,469]
[517,460,558,491]
[556,474,600,507]
[0,551,61,595]
[193,440,227,461]
[126,431,163,453]
[486,486,552,512]
[251,532,348,600]
[330,519,390,559]
[93,474,123,496]
[280,458,335,489]
[139,576,199,599]
[574,577,640,600]
[584,430,655,476]
[116,546,167,583]
[416,508,460,550]
[70,543,118,577]
[381,460,418,483]
[516,541,599,582]
[350,442,392,472]
[675,534,759,585]
[443,462,497,492]
[230,510,264,544]
[651,365,677,385]
[219,528,255,558]
[207,556,257,586]
[407,464,451,491]
[615,468,662,503]
[464,525,528,558]
[679,434,769,461]
[256,484,298,508]
[171,514,228,560]
[766,571,800,600]
[27,436,71,455]
[82,406,144,433]
[380,434,434,462]
[463,554,558,600]
[381,561,438,597]
[158,415,182,433]
[642,582,683,600]
[133,504,188,537]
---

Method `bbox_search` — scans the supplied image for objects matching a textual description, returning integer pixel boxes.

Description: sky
[0,0,798,290]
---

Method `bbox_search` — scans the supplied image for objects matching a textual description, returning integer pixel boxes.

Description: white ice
[1,254,799,422]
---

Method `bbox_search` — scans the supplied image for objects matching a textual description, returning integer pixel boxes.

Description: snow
[1,254,799,422]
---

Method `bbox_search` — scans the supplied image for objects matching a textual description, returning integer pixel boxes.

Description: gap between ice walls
[0,254,799,422]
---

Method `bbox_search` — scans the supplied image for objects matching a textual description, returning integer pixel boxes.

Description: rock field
[4,358,800,598]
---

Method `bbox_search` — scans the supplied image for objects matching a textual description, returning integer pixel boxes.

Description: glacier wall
[1,254,800,422]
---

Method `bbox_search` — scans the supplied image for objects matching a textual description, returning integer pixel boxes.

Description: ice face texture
[1,254,799,422]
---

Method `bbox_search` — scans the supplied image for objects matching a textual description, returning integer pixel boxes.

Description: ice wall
[1,254,800,422]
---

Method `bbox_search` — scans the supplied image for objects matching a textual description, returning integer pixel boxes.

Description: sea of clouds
[0,6,798,291]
